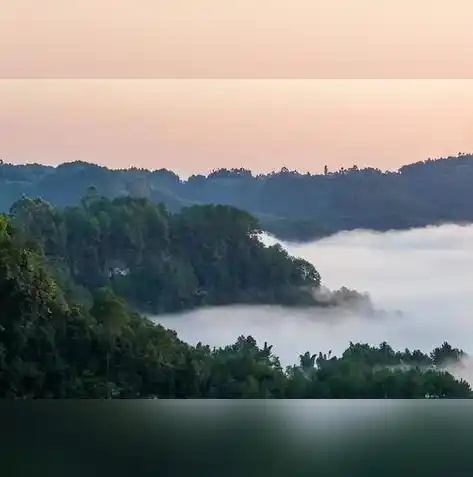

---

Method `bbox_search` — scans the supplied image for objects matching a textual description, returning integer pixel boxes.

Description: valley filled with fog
[154,224,473,370]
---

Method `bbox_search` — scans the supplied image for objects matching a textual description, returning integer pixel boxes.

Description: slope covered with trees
[2,154,473,398]
[2,153,473,241]
[0,213,471,398]
[8,194,329,314]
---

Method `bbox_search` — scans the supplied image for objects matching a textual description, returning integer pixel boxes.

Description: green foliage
[1,175,472,399]
[9,195,321,313]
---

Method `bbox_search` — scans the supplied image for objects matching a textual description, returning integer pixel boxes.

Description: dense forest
[0,195,471,398]
[8,194,333,314]
[1,153,473,240]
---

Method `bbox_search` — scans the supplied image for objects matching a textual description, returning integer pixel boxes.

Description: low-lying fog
[153,224,473,372]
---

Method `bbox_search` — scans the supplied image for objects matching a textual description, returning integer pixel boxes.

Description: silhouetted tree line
[0,203,471,398]
[2,153,473,240]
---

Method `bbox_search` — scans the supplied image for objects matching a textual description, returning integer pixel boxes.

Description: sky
[2,0,473,78]
[2,1,473,176]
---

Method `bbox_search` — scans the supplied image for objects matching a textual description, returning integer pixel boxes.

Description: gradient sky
[1,79,473,176]
[2,1,473,176]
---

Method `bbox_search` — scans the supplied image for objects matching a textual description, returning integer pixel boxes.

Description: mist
[152,224,473,373]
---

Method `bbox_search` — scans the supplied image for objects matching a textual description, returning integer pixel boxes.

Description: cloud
[151,224,473,375]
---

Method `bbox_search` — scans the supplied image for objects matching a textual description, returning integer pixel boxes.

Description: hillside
[0,213,470,398]
[2,154,473,240]
[9,195,330,314]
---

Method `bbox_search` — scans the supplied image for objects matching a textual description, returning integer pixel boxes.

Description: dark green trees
[0,197,471,399]
[9,196,322,313]
[3,154,473,241]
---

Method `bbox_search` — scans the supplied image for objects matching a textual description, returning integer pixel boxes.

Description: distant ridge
[2,153,473,241]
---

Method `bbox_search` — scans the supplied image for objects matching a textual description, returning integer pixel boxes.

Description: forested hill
[2,153,473,241]
[0,213,471,398]
[9,194,330,314]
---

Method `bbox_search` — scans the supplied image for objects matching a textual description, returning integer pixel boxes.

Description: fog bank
[153,224,473,370]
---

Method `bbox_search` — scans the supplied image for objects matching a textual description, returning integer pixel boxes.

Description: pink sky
[2,0,473,78]
[1,2,473,176]
[1,79,473,176]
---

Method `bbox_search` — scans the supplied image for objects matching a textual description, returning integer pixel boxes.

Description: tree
[90,288,130,397]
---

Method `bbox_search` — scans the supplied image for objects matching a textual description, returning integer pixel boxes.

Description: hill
[8,194,329,314]
[0,213,470,398]
[2,153,473,240]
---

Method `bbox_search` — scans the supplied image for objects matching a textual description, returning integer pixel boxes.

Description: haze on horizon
[2,79,473,177]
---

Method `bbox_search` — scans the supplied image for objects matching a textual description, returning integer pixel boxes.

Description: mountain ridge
[2,153,473,241]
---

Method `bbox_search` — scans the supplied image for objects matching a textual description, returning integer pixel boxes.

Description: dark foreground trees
[0,214,470,398]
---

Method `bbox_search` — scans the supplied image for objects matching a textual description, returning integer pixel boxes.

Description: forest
[8,194,327,313]
[0,193,471,398]
[1,153,473,241]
